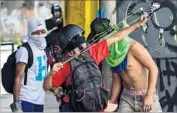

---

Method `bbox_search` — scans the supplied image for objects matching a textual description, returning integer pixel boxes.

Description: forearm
[13,62,26,102]
[107,23,140,46]
[110,73,122,103]
[43,72,53,91]
[13,77,22,102]
[146,67,158,96]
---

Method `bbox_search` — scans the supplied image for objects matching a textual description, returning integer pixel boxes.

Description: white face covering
[27,16,48,50]
[29,33,47,50]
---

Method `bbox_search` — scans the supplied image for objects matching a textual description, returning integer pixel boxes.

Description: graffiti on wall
[117,0,177,58]
[117,0,177,112]
[0,7,24,34]
[156,58,177,111]
[0,1,31,36]
[0,1,62,37]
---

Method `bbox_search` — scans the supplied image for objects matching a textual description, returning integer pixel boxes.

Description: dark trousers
[21,101,44,112]
[59,102,73,112]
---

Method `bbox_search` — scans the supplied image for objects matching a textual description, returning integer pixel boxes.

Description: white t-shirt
[15,42,47,105]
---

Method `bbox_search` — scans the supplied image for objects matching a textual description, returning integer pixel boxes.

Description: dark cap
[87,18,114,43]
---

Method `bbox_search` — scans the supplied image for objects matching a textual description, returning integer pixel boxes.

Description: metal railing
[0,42,14,53]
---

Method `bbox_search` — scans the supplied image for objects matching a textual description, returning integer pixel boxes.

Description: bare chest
[126,52,142,71]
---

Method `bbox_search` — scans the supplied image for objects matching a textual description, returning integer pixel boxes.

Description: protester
[109,38,162,112]
[11,16,48,112]
[43,16,147,112]
[45,4,64,68]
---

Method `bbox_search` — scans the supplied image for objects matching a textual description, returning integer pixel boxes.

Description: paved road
[0,92,59,112]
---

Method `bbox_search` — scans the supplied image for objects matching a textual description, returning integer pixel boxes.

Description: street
[0,92,59,112]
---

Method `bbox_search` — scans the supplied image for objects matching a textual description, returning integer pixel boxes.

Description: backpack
[70,54,109,112]
[1,43,33,94]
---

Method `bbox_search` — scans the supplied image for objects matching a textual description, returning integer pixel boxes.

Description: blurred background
[0,0,177,112]
[0,0,116,43]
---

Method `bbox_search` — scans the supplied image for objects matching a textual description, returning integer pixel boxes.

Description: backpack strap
[22,43,33,85]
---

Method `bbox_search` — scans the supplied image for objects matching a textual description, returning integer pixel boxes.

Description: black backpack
[70,54,109,112]
[1,43,33,94]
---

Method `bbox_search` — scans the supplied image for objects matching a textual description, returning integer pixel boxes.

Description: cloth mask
[27,16,47,50]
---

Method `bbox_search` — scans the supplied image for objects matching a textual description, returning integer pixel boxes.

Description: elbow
[149,65,159,77]
[43,83,50,91]
[112,73,120,81]
[43,87,49,92]
[15,73,23,83]
[112,74,117,79]
[43,82,50,91]
[43,77,52,91]
[43,83,48,91]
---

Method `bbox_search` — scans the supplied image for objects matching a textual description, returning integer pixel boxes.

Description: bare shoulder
[129,39,148,56]
[130,39,144,49]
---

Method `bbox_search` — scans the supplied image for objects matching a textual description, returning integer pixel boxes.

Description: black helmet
[51,4,63,29]
[57,24,85,54]
[51,4,62,15]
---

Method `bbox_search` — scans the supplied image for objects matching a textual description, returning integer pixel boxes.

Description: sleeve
[15,47,28,64]
[88,40,109,65]
[52,63,71,88]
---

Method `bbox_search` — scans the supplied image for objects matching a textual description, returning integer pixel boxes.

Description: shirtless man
[109,39,162,112]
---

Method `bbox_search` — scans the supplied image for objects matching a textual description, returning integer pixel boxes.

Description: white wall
[101,0,117,25]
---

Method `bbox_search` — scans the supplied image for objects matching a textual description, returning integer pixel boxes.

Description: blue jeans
[21,101,44,112]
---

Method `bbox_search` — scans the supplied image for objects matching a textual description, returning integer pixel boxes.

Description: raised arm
[106,16,147,47]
